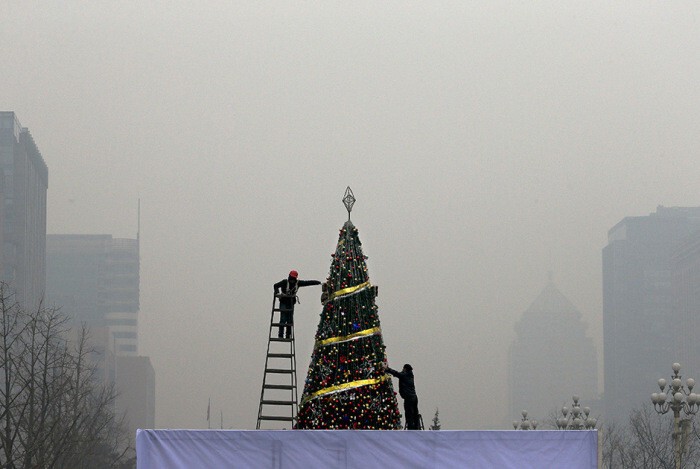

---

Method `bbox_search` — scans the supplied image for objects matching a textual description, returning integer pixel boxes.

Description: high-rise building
[0,111,48,309]
[46,233,154,452]
[46,234,140,356]
[508,279,598,424]
[602,206,700,423]
[672,235,700,381]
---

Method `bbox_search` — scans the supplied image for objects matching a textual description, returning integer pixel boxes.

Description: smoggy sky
[2,2,699,429]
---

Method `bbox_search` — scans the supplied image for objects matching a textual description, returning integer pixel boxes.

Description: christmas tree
[295,188,401,429]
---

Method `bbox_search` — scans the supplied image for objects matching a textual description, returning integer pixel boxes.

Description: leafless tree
[601,405,700,469]
[0,283,132,468]
[430,408,441,430]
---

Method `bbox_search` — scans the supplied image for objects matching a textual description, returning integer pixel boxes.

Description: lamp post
[651,363,699,469]
[513,410,538,430]
[556,395,597,430]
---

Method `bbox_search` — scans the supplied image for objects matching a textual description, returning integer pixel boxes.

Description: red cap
[289,270,298,278]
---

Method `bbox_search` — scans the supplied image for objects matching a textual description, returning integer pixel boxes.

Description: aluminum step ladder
[256,293,298,429]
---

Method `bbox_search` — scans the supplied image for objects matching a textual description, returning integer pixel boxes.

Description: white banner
[136,429,598,469]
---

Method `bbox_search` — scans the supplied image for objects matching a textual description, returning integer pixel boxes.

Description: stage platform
[136,429,597,468]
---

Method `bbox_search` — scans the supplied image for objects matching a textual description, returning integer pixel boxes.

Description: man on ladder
[273,270,321,339]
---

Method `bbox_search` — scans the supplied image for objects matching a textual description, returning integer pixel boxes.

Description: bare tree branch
[0,282,132,468]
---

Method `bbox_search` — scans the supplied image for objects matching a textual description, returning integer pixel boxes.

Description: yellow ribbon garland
[300,375,389,406]
[315,327,381,347]
[328,281,370,301]
[302,282,382,406]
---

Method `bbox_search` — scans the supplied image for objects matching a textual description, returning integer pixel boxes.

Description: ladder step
[266,368,294,374]
[259,415,295,422]
[270,322,294,327]
[264,384,295,390]
[270,337,293,342]
[261,400,296,406]
[268,353,293,358]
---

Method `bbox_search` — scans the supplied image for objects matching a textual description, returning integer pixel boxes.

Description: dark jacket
[387,367,417,399]
[274,277,321,309]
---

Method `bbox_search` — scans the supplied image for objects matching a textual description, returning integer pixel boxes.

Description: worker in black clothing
[273,270,321,338]
[385,363,420,430]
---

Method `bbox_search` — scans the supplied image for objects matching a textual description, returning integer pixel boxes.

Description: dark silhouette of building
[603,206,700,423]
[0,112,48,309]
[508,277,598,424]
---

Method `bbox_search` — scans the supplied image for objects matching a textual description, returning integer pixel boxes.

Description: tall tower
[46,233,140,356]
[508,278,598,424]
[46,232,152,445]
[0,112,48,310]
[603,206,700,423]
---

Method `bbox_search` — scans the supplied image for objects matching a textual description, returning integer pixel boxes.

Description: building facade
[0,112,48,309]
[46,233,154,450]
[115,356,155,445]
[46,234,140,356]
[602,206,700,423]
[508,279,598,425]
[671,231,700,386]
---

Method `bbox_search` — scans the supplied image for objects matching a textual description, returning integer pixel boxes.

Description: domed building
[508,278,598,426]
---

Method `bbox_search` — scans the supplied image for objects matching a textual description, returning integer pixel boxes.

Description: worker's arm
[297,279,322,287]
[273,279,285,294]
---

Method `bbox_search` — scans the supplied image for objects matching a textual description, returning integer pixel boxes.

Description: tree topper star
[342,187,356,220]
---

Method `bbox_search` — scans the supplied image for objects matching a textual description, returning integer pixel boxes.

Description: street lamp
[651,363,699,469]
[513,410,538,430]
[556,395,597,430]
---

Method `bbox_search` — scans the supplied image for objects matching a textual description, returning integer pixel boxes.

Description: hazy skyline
[3,2,700,429]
